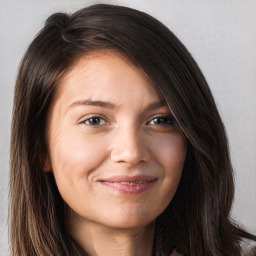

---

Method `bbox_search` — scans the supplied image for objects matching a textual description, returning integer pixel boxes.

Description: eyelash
[79,114,175,127]
[79,114,108,126]
[146,115,176,126]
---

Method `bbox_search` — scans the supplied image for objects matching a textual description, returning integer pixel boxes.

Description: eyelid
[78,114,109,125]
[146,114,176,125]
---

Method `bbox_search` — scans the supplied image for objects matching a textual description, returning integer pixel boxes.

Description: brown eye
[148,116,175,126]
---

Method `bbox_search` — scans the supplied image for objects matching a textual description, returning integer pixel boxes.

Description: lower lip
[100,181,156,194]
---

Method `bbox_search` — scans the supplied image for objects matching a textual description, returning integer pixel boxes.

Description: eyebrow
[68,99,165,112]
[69,99,116,110]
[144,101,165,112]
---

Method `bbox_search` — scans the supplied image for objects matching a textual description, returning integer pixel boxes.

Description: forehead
[55,51,159,105]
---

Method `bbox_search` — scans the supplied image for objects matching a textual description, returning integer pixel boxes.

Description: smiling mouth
[111,180,148,185]
[97,175,157,194]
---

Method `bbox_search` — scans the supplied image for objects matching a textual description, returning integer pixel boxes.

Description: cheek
[48,128,109,185]
[152,133,186,200]
[154,133,187,171]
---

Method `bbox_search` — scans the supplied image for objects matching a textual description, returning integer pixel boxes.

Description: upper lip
[97,175,157,183]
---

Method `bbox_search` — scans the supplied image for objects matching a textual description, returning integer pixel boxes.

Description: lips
[114,180,147,185]
[97,175,157,194]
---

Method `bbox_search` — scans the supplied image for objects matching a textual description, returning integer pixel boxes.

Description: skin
[45,51,187,256]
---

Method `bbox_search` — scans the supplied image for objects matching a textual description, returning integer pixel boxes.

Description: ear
[43,155,52,172]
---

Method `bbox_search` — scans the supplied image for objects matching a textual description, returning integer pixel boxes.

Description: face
[45,52,186,230]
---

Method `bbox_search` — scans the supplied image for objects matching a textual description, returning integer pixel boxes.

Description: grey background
[1,0,255,255]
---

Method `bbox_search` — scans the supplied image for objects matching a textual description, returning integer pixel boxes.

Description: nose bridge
[110,121,148,165]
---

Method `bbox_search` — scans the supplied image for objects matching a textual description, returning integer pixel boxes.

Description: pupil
[155,118,165,124]
[154,117,172,125]
[89,118,100,125]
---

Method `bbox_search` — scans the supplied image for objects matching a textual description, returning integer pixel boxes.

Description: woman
[9,4,256,256]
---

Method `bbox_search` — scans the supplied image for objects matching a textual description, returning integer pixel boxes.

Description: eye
[80,115,108,126]
[147,115,175,126]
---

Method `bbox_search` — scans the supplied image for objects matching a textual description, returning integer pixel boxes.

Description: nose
[110,125,150,166]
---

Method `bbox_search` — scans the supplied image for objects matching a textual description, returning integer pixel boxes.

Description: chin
[101,210,157,230]
[106,219,154,231]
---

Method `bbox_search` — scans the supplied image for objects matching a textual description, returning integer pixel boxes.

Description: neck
[67,216,155,256]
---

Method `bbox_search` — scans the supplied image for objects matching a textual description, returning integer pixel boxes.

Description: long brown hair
[10,4,255,256]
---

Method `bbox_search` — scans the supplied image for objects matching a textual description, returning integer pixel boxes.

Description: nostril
[110,149,142,165]
[110,128,150,165]
[110,142,149,165]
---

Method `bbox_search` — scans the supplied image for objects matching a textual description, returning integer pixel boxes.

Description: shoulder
[170,240,256,256]
[241,239,256,256]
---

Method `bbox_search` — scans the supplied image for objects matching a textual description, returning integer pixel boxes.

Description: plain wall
[1,0,255,255]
